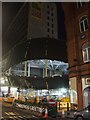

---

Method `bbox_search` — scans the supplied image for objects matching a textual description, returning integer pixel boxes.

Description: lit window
[79,16,88,32]
[82,43,90,63]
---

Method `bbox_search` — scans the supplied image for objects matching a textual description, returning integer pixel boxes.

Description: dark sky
[2,2,24,34]
[2,2,66,40]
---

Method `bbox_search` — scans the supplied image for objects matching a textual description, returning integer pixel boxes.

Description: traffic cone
[43,107,48,119]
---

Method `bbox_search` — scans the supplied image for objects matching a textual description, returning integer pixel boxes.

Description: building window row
[47,16,54,21]
[47,34,54,38]
[47,28,54,34]
[79,15,88,33]
[47,22,54,28]
[47,5,53,11]
[47,11,54,15]
[46,5,55,38]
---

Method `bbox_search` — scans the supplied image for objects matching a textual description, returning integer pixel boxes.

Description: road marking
[18,116,23,118]
[13,116,21,120]
[9,112,16,115]
[5,112,10,115]
[9,116,13,118]
[5,112,19,116]
[32,115,38,118]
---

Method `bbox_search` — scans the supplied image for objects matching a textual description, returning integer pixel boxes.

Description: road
[1,102,74,120]
[2,104,38,119]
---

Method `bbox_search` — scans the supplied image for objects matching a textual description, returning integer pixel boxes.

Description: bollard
[62,109,65,118]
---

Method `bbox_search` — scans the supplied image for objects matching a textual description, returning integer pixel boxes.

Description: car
[74,105,90,120]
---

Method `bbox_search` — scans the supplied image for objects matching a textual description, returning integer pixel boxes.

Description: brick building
[62,2,90,109]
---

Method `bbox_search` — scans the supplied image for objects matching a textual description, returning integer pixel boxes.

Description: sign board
[31,3,42,19]
[48,99,56,107]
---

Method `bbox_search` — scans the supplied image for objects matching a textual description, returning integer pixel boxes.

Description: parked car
[74,105,90,120]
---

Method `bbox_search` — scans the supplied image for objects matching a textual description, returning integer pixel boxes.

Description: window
[82,43,90,63]
[47,28,50,32]
[52,30,54,34]
[51,18,53,22]
[79,16,88,32]
[47,16,49,20]
[47,22,49,26]
[51,13,53,16]
[52,24,54,28]
[47,11,49,14]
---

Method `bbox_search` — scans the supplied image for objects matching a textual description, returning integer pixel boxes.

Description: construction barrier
[13,100,58,118]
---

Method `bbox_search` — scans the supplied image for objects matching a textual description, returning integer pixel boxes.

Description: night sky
[2,2,24,34]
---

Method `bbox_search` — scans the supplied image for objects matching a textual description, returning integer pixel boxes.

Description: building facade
[62,2,90,109]
[28,2,58,39]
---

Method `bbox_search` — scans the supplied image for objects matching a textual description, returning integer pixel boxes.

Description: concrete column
[28,62,30,77]
[24,61,27,76]
[45,59,48,77]
[43,68,44,78]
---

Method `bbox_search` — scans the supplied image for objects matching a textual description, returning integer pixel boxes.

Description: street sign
[48,99,56,107]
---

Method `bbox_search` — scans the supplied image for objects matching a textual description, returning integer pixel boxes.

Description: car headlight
[86,110,89,113]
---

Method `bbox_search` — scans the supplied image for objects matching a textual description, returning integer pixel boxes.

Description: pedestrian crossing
[1,111,38,120]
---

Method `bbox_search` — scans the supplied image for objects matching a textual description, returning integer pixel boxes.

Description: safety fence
[13,101,58,118]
